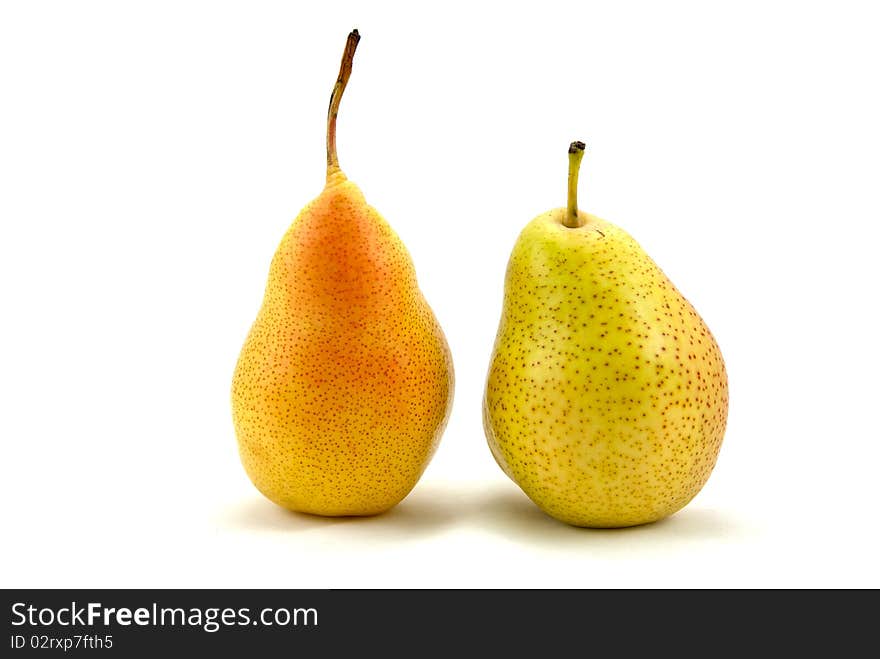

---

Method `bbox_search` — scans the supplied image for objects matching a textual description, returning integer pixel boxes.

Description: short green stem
[564,141,586,228]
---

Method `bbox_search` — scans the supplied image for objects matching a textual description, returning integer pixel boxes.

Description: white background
[2,1,878,588]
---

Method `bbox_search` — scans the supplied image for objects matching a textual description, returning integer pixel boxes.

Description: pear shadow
[218,482,464,541]
[217,480,753,551]
[473,483,754,553]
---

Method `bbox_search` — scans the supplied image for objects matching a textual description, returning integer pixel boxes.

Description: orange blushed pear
[232,30,454,516]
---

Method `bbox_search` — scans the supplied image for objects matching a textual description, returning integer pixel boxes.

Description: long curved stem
[326,29,361,177]
[564,141,586,228]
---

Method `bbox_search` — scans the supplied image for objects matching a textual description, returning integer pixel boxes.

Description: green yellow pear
[232,30,454,516]
[483,141,728,528]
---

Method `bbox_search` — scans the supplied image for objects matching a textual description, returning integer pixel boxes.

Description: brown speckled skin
[483,210,728,528]
[232,171,454,516]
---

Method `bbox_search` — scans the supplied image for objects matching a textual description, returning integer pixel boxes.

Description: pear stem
[326,29,360,178]
[564,141,586,228]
